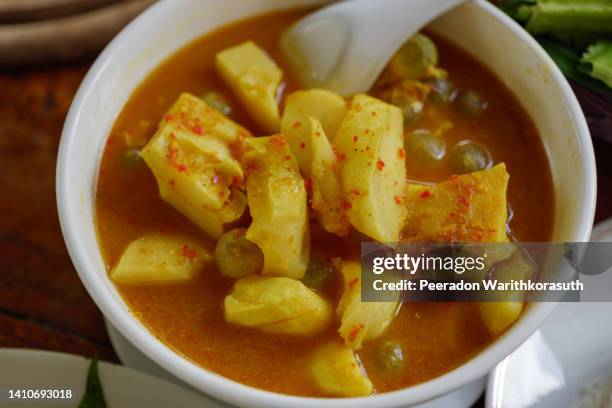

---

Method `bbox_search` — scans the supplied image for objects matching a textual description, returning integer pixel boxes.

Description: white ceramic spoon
[281,0,466,96]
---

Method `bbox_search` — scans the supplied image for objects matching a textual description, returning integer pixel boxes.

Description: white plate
[0,348,224,407]
[485,220,612,408]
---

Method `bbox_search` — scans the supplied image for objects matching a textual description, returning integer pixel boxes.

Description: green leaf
[538,37,612,97]
[581,41,612,88]
[524,0,612,39]
[79,357,107,408]
[499,0,536,21]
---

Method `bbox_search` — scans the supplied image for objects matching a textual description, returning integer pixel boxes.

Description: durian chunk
[281,89,347,175]
[216,41,282,133]
[224,276,331,336]
[403,164,509,243]
[311,341,373,397]
[479,249,535,335]
[335,94,406,242]
[308,117,350,237]
[140,93,249,238]
[335,259,399,350]
[111,234,210,284]
[243,135,309,279]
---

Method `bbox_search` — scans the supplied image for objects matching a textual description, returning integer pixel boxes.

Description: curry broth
[95,9,554,397]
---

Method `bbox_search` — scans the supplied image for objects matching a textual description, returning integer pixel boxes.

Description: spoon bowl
[280,0,465,96]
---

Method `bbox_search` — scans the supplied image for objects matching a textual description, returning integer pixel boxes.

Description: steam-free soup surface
[96,9,554,396]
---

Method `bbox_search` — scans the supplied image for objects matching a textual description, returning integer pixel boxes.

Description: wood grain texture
[0,61,117,361]
[0,0,121,23]
[0,0,154,66]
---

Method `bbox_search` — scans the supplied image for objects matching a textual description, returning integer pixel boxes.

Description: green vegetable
[450,142,492,174]
[121,148,143,168]
[79,357,107,408]
[375,341,406,372]
[499,0,536,21]
[502,0,612,40]
[405,129,446,166]
[387,33,440,81]
[539,38,612,97]
[429,78,456,104]
[301,255,333,290]
[390,95,424,124]
[454,90,488,117]
[201,91,232,116]
[500,0,612,95]
[215,228,264,279]
[581,41,612,88]
[379,80,430,124]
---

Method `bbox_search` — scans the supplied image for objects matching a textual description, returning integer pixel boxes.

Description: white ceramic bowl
[56,0,597,407]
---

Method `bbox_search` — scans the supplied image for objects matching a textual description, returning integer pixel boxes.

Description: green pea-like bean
[215,228,263,279]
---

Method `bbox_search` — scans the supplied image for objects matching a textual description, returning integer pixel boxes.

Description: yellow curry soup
[95,9,554,397]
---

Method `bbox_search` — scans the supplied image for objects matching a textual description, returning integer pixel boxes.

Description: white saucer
[104,318,485,408]
[0,348,222,407]
[485,219,612,408]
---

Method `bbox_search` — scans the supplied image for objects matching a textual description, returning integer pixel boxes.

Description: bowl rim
[56,0,597,407]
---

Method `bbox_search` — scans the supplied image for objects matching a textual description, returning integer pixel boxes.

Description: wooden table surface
[0,59,611,394]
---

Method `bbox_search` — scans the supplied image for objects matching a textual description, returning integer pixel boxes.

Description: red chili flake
[166,144,178,163]
[342,201,352,210]
[397,148,405,159]
[365,128,370,134]
[348,277,359,288]
[192,125,204,135]
[181,244,198,259]
[163,114,175,122]
[420,190,432,198]
[270,135,286,149]
[168,179,176,190]
[299,142,306,149]
[353,135,359,142]
[292,121,301,128]
[394,195,403,204]
[376,159,385,170]
[348,324,364,342]
[333,147,346,162]
[349,189,361,196]
[285,155,291,161]
[314,131,322,138]
[107,137,115,146]
[177,164,188,173]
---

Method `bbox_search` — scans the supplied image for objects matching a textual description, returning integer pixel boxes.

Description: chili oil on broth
[95,9,554,397]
